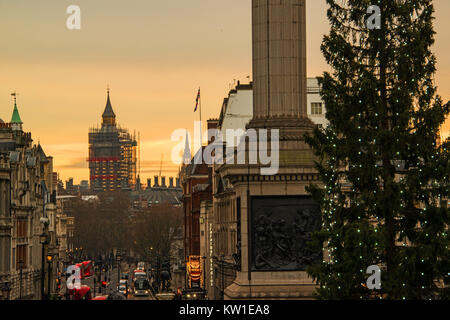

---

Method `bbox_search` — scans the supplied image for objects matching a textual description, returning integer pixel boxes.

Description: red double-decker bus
[75,261,93,279]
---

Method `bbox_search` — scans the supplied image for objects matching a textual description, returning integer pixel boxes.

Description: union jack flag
[194,88,200,112]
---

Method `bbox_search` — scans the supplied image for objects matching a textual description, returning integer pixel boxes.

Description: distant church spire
[183,130,191,165]
[102,86,116,126]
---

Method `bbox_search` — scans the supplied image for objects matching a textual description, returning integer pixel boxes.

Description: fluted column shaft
[252,0,307,120]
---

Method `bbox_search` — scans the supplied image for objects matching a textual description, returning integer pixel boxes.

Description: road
[88,262,156,300]
[61,262,170,300]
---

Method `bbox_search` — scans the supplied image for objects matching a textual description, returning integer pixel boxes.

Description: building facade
[0,98,61,300]
[130,176,182,209]
[217,82,253,146]
[307,77,328,128]
[180,119,220,293]
[180,150,212,287]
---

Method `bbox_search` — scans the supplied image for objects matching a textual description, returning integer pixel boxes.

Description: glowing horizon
[1,0,448,185]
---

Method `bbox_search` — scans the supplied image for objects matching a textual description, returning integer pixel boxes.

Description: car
[118,285,128,296]
[182,289,206,300]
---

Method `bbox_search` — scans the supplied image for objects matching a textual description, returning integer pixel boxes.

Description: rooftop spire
[10,92,23,124]
[183,130,191,165]
[102,86,116,126]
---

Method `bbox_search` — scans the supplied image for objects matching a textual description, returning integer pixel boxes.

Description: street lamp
[47,254,53,300]
[18,259,24,300]
[116,251,122,289]
[39,232,49,300]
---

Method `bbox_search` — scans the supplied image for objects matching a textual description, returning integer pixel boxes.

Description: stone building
[217,82,254,146]
[0,98,60,300]
[180,120,221,293]
[307,78,328,128]
[0,147,12,299]
[130,176,182,209]
[199,199,214,298]
[0,94,65,300]
[180,146,212,290]
[54,196,69,290]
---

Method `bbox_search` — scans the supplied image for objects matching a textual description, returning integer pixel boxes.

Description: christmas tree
[305,0,449,299]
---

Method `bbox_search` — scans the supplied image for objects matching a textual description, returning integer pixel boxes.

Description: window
[16,245,27,270]
[16,220,28,238]
[311,102,323,115]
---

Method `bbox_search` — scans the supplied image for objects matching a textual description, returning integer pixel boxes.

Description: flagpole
[199,87,202,145]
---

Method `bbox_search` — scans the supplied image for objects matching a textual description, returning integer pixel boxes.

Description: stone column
[222,0,320,300]
[249,0,310,129]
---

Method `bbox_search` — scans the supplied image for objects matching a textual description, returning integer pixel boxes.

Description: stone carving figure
[253,210,277,269]
[271,219,293,265]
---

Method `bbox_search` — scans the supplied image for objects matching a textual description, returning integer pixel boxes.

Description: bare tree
[130,204,183,264]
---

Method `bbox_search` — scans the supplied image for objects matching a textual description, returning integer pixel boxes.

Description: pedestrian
[174,287,182,300]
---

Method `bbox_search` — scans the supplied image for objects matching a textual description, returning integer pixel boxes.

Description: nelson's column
[222,0,322,299]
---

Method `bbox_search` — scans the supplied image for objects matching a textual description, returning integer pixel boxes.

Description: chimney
[153,175,159,187]
[169,177,174,188]
[176,178,180,188]
[147,178,152,189]
[161,176,167,188]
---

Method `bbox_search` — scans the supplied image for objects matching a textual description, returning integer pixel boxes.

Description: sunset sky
[1,0,449,184]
